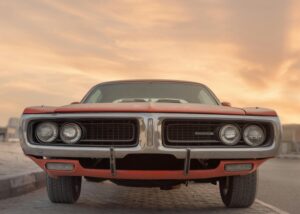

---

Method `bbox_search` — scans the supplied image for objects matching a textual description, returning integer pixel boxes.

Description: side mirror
[70,101,80,105]
[221,101,231,107]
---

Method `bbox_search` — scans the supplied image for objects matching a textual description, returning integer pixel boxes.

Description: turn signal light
[224,163,253,172]
[46,163,74,171]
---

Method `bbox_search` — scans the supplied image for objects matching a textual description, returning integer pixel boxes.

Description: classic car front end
[19,80,281,208]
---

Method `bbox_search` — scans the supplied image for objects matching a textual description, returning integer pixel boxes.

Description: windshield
[83,82,219,105]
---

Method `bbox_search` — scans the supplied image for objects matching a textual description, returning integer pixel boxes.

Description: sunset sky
[0,0,299,126]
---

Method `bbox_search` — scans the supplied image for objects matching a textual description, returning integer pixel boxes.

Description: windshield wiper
[113,98,148,103]
[113,98,188,103]
[153,98,188,103]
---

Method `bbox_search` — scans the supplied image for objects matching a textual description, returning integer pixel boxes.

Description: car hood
[23,103,277,116]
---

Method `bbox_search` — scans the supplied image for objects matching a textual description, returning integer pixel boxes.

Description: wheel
[219,171,257,208]
[46,174,82,204]
[84,176,105,183]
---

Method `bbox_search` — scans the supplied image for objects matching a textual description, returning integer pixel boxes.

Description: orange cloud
[0,0,299,125]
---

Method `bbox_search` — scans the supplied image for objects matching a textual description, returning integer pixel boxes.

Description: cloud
[237,68,269,89]
[0,0,299,125]
[285,59,300,84]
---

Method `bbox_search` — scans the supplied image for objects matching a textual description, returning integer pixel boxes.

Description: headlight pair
[36,122,82,144]
[219,124,266,146]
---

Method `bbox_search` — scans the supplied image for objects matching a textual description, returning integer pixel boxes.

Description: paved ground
[0,181,279,214]
[258,158,300,214]
[0,142,296,213]
[0,142,40,179]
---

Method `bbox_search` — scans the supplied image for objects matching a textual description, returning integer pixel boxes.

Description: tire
[219,171,257,208]
[46,174,82,204]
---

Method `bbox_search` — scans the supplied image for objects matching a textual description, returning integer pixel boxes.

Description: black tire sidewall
[46,175,82,204]
[219,171,257,208]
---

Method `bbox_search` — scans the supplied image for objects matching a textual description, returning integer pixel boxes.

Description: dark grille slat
[80,120,137,145]
[31,119,138,147]
[163,120,232,147]
[163,119,272,147]
[82,122,135,142]
[166,123,218,143]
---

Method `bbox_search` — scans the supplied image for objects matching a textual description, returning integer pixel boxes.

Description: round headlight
[219,124,241,145]
[36,122,58,143]
[243,125,265,146]
[60,123,82,144]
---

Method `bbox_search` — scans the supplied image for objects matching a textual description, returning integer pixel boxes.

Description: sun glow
[0,0,299,125]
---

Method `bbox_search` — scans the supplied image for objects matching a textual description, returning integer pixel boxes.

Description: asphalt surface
[0,157,296,214]
[0,181,278,214]
[257,158,300,214]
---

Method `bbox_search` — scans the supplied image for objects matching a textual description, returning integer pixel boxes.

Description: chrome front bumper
[20,113,282,159]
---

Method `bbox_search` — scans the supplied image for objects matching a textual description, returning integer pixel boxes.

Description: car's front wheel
[219,171,257,208]
[46,174,82,204]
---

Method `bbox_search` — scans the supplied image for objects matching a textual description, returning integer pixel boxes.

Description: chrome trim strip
[20,113,281,159]
[167,139,219,143]
[147,118,154,146]
[194,132,215,136]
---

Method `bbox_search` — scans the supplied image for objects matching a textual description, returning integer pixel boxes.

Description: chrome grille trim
[162,119,273,147]
[29,119,139,146]
[20,113,282,159]
[147,118,154,146]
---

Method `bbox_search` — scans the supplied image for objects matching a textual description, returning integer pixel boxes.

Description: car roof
[97,79,206,86]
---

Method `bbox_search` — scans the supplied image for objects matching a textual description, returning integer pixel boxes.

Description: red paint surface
[23,103,277,116]
[29,156,266,180]
[243,107,277,116]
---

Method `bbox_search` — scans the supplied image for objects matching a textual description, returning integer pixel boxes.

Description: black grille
[30,119,139,147]
[163,119,272,147]
[81,120,136,144]
[166,123,217,143]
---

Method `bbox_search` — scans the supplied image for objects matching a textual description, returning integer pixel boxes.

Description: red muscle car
[19,80,281,208]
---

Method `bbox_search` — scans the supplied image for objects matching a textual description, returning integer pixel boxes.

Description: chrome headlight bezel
[219,124,241,146]
[243,124,266,146]
[35,122,58,143]
[60,123,82,144]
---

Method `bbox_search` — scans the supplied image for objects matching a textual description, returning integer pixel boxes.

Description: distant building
[4,117,20,142]
[282,124,300,141]
[0,127,7,142]
[280,124,300,154]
